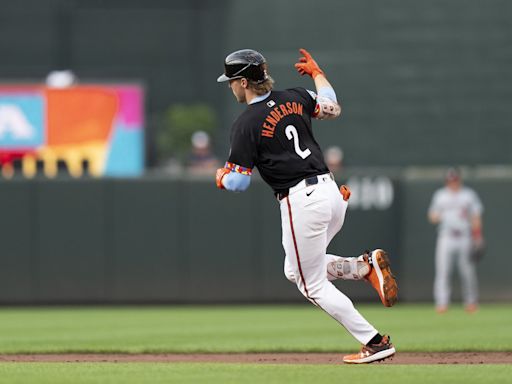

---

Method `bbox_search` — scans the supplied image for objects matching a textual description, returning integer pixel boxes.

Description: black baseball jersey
[228,87,329,192]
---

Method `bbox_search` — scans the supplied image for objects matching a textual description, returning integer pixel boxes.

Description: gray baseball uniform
[428,186,483,308]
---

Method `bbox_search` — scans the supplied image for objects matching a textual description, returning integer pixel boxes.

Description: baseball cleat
[365,249,398,307]
[465,304,478,313]
[343,335,396,364]
[436,306,448,314]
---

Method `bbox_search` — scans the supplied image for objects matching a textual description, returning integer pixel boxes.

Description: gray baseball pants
[434,233,478,307]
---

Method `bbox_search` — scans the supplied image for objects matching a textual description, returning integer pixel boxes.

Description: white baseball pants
[434,233,478,307]
[280,174,378,345]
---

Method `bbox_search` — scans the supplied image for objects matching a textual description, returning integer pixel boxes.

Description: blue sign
[0,94,44,148]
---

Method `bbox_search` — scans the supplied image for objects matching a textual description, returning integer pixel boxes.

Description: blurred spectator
[324,145,344,175]
[186,131,220,175]
[428,168,484,314]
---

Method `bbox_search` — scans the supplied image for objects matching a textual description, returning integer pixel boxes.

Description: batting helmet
[217,49,268,83]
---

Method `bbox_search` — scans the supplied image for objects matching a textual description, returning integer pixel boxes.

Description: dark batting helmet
[217,49,269,83]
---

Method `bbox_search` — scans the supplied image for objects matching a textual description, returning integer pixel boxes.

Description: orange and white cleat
[436,306,448,314]
[343,335,396,364]
[465,304,478,313]
[365,249,398,307]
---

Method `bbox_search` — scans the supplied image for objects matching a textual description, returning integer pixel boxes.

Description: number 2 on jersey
[285,125,311,159]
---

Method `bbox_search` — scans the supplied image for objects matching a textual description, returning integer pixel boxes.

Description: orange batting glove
[340,185,351,201]
[294,48,325,79]
[216,167,231,189]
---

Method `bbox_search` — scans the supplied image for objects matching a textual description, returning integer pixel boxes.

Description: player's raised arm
[295,48,341,120]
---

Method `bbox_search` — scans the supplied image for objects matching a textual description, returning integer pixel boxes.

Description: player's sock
[367,333,383,346]
[327,255,370,281]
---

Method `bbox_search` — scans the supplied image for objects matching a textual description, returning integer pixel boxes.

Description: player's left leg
[434,235,455,312]
[323,184,369,282]
[457,237,478,312]
[322,185,398,306]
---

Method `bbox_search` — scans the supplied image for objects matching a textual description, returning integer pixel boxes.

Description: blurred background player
[324,145,344,175]
[428,167,484,313]
[215,48,398,364]
[187,131,220,175]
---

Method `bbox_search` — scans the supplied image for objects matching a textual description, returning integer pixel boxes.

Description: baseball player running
[215,48,398,363]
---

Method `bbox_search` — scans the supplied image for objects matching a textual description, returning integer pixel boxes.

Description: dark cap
[217,49,268,83]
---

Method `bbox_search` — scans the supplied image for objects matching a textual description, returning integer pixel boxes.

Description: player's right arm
[216,121,256,192]
[294,48,341,120]
[216,163,251,192]
[428,191,442,224]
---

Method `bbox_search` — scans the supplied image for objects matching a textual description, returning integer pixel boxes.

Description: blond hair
[247,64,274,95]
[248,76,274,95]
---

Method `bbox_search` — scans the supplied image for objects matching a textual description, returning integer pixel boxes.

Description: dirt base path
[1,352,511,365]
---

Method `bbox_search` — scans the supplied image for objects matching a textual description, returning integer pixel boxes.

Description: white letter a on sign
[0,105,35,139]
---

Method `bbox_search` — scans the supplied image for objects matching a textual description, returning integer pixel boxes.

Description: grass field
[0,363,511,384]
[0,304,511,383]
[1,303,511,353]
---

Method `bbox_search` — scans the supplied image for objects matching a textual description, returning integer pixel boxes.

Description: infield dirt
[1,352,511,365]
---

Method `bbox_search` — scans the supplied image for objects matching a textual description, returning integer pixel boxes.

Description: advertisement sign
[0,84,144,178]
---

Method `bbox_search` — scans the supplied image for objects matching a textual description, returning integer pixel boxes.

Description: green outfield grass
[0,363,511,384]
[0,303,511,353]
[1,304,511,384]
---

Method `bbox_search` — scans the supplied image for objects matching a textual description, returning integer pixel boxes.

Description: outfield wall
[0,176,509,304]
[1,0,511,168]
